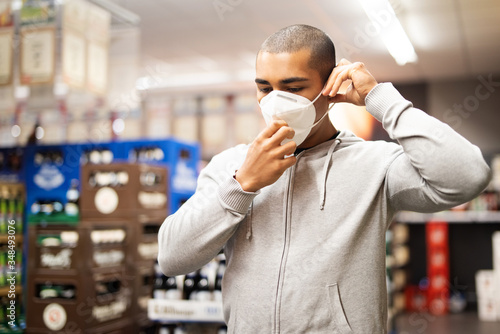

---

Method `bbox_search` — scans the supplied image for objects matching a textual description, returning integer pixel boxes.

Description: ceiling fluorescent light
[358,0,417,66]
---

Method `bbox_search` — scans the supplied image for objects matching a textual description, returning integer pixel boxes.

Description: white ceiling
[110,0,500,91]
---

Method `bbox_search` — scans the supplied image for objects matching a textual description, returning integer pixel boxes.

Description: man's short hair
[259,24,336,83]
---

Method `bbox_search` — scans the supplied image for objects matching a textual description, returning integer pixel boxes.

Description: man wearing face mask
[158,25,491,333]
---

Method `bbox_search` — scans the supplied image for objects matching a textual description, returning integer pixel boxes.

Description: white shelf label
[148,299,224,323]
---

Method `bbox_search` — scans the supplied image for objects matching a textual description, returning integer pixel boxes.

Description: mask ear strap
[311,90,324,104]
[311,103,335,128]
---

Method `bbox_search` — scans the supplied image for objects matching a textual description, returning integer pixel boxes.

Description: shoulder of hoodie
[336,130,404,162]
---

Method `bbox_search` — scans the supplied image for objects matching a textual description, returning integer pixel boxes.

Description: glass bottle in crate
[153,272,166,300]
[164,276,182,300]
[195,267,211,301]
[184,271,198,300]
[65,179,80,217]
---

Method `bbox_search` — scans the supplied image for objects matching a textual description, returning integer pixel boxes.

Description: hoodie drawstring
[319,139,340,210]
[246,138,340,240]
[246,200,253,240]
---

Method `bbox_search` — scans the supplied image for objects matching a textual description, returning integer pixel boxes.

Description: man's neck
[297,120,338,150]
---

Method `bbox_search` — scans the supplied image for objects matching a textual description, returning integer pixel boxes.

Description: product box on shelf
[426,222,450,315]
[476,270,497,298]
[426,222,449,249]
[24,144,82,225]
[405,285,428,312]
[80,163,169,220]
[477,297,498,322]
[475,269,500,321]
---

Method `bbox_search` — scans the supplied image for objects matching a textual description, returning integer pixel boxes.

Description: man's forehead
[256,49,316,80]
[257,49,312,64]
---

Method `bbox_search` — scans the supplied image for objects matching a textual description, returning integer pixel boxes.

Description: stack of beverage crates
[23,139,199,333]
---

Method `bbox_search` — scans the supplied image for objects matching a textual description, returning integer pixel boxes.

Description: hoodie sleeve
[157,146,258,276]
[365,83,491,213]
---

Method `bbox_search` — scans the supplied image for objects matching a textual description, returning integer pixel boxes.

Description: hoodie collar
[294,130,364,210]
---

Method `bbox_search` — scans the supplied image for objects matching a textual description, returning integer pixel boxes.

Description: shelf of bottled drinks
[149,254,226,324]
[0,138,201,333]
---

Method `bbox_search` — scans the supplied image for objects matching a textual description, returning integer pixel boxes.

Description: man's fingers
[269,125,295,146]
[329,92,348,104]
[258,119,288,140]
[280,154,297,169]
[337,58,352,67]
[328,68,352,97]
[323,60,366,97]
[278,140,297,157]
[323,63,351,96]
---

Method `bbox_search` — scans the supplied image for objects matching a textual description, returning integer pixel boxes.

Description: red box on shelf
[427,289,449,315]
[405,285,428,312]
[426,221,448,248]
[426,221,450,315]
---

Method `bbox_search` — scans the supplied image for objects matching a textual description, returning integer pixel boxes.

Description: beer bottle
[65,179,80,217]
[153,265,166,299]
[184,271,198,300]
[164,276,182,300]
[195,267,211,302]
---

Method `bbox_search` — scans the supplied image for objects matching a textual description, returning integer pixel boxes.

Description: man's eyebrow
[254,77,310,85]
[255,78,270,85]
[281,77,309,84]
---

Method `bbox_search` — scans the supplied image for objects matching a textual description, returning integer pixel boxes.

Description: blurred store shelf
[395,211,500,224]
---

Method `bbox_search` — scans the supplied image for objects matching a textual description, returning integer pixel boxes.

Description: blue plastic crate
[122,138,200,195]
[78,141,125,165]
[166,139,200,195]
[24,144,82,225]
[169,191,193,215]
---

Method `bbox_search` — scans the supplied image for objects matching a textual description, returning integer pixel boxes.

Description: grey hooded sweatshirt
[158,83,491,333]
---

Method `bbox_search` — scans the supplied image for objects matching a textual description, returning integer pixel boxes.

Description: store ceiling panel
[109,0,500,90]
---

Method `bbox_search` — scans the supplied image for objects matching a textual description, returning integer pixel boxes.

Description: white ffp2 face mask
[259,90,334,147]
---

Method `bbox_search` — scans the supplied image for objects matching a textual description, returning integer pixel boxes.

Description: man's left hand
[322,58,378,106]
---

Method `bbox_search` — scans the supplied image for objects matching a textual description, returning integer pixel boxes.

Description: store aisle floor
[395,311,500,334]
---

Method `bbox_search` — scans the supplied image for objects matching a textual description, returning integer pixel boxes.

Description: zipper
[273,153,301,333]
